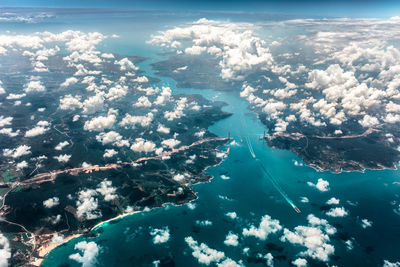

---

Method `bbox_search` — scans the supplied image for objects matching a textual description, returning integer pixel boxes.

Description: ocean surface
[3,9,400,267]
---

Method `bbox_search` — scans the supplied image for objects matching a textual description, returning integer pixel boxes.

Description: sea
[2,8,400,267]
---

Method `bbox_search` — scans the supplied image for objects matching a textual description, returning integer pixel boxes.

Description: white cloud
[225,212,237,220]
[43,197,60,208]
[307,178,330,192]
[84,109,117,131]
[224,232,239,247]
[292,258,308,267]
[149,18,274,80]
[24,79,45,93]
[69,241,100,267]
[54,154,71,163]
[326,197,340,205]
[3,145,31,158]
[326,207,348,217]
[96,131,128,147]
[280,214,336,262]
[16,160,28,170]
[134,96,152,107]
[82,94,104,114]
[103,149,118,158]
[0,128,20,137]
[0,233,11,267]
[0,116,13,127]
[360,218,373,229]
[154,86,172,105]
[61,77,78,87]
[242,214,282,240]
[195,220,213,227]
[300,197,309,203]
[76,189,101,220]
[96,180,117,201]
[130,138,156,153]
[150,227,170,244]
[6,93,25,100]
[185,236,225,265]
[25,121,50,137]
[120,112,153,128]
[383,260,400,267]
[59,94,83,110]
[115,58,138,71]
[55,141,69,151]
[157,124,170,134]
[161,138,181,149]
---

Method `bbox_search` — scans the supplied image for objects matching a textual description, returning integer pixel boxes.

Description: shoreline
[32,234,82,267]
[30,144,231,266]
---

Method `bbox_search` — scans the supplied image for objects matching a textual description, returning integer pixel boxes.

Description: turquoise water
[4,9,399,267]
[44,46,400,267]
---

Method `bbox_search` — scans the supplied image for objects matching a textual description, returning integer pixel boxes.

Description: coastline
[32,234,82,267]
[31,144,230,266]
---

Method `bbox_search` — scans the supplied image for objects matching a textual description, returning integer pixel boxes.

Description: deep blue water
[3,9,400,267]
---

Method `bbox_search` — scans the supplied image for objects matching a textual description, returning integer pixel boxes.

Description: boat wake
[244,132,301,213]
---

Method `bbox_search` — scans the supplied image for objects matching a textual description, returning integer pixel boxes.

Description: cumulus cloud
[225,212,237,220]
[115,58,138,71]
[3,145,31,158]
[224,232,239,247]
[120,112,153,128]
[360,218,373,229]
[69,241,100,267]
[43,197,60,208]
[96,180,117,201]
[76,189,101,220]
[326,207,348,217]
[292,258,308,267]
[185,236,225,265]
[130,138,156,153]
[84,109,117,131]
[96,131,129,147]
[53,154,71,163]
[59,94,83,110]
[150,227,170,244]
[307,178,330,192]
[326,197,340,205]
[134,96,152,107]
[16,160,28,170]
[24,79,45,93]
[157,124,170,134]
[61,77,78,87]
[161,138,181,149]
[280,214,336,262]
[0,116,13,127]
[103,149,118,158]
[0,233,11,267]
[0,128,20,137]
[55,141,69,151]
[25,120,50,137]
[149,18,274,80]
[242,214,282,240]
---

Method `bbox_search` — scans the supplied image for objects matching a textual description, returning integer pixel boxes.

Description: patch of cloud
[280,214,336,262]
[3,145,31,158]
[150,227,170,244]
[43,197,60,208]
[224,232,239,247]
[325,207,348,217]
[69,241,100,267]
[53,154,71,163]
[242,214,282,240]
[307,178,330,192]
[130,138,156,153]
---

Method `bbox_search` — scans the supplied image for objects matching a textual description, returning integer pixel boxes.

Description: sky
[1,0,400,17]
